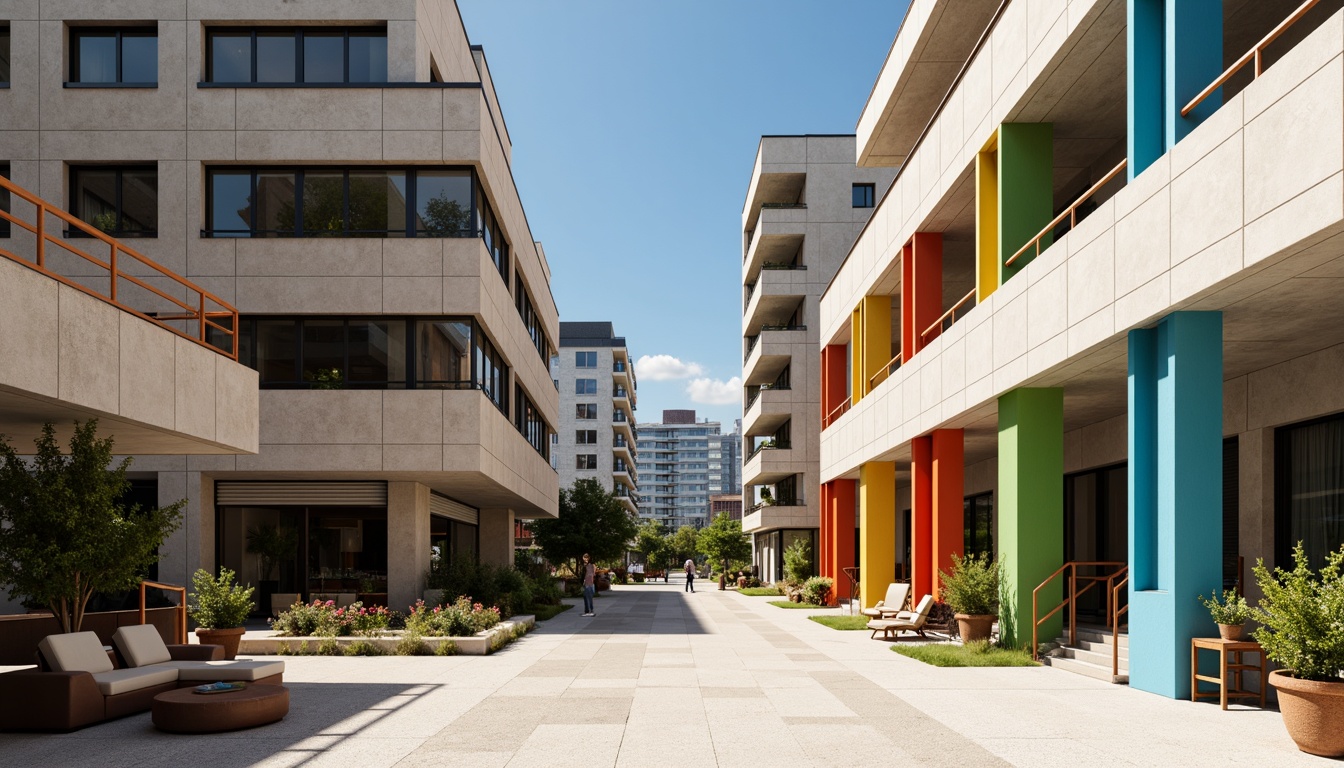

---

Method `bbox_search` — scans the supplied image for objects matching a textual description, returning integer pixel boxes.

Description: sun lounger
[867,594,935,640]
[860,583,911,619]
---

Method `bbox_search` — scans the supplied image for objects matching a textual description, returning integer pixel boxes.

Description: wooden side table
[1191,637,1267,710]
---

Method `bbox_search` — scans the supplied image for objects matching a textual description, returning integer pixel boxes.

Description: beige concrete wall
[478,507,514,567]
[388,481,431,611]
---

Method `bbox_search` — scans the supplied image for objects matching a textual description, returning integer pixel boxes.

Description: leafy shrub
[316,637,341,656]
[434,638,458,656]
[801,576,834,606]
[344,639,384,657]
[632,573,645,583]
[1252,543,1344,682]
[939,553,1000,616]
[270,599,390,637]
[783,539,812,582]
[188,568,255,629]
[427,559,531,618]
[405,598,501,637]
[529,574,563,606]
[395,632,432,656]
[1199,588,1253,625]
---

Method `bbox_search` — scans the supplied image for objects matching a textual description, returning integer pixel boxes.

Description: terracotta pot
[1269,670,1344,757]
[195,626,245,660]
[1217,623,1246,641]
[955,613,995,644]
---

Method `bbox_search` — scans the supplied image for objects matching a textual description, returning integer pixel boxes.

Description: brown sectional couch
[0,627,284,732]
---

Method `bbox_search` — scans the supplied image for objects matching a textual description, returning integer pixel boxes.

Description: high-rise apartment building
[0,1,560,614]
[817,0,1344,698]
[553,322,638,515]
[636,410,734,530]
[739,135,894,582]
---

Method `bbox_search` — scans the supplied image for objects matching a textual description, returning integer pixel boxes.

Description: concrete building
[553,321,638,515]
[0,1,560,614]
[709,494,743,523]
[816,0,1344,697]
[740,135,894,583]
[636,410,732,530]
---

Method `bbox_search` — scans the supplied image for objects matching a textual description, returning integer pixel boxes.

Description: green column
[998,387,1064,649]
[999,123,1054,284]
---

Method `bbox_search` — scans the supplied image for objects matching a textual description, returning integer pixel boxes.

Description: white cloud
[686,377,742,406]
[635,354,705,381]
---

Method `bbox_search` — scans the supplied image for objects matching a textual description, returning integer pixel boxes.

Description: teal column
[1127,0,1222,180]
[1128,312,1223,699]
[998,388,1063,650]
[998,123,1053,284]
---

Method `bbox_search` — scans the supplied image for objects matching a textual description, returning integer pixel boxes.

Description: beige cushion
[882,583,911,609]
[172,660,285,682]
[38,631,113,674]
[112,624,172,668]
[89,666,179,696]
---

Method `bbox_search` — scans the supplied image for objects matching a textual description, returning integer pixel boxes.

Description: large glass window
[414,171,472,235]
[515,274,549,362]
[416,319,472,388]
[963,492,993,559]
[575,351,597,368]
[430,514,478,574]
[1276,414,1344,571]
[576,404,597,420]
[514,384,550,459]
[0,26,10,85]
[70,28,157,85]
[70,165,157,237]
[575,378,597,395]
[205,28,387,84]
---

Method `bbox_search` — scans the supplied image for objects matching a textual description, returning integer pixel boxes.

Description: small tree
[529,479,638,577]
[699,513,751,588]
[0,421,185,633]
[783,538,812,583]
[670,525,699,565]
[634,520,670,570]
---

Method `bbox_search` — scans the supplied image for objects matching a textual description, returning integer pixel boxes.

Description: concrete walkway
[0,583,1319,767]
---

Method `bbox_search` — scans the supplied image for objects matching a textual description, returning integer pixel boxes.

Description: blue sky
[457,1,910,428]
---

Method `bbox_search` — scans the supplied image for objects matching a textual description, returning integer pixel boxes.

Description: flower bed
[270,600,391,637]
[239,615,534,656]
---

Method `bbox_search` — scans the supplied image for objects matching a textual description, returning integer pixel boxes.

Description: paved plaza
[0,583,1319,767]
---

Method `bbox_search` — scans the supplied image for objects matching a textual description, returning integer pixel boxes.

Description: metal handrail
[1182,0,1322,117]
[868,350,904,389]
[1112,574,1130,679]
[1005,159,1127,269]
[0,176,240,360]
[920,288,976,341]
[1032,560,1127,660]
[823,399,851,428]
[139,580,188,645]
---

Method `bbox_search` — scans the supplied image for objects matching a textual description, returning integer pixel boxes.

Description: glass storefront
[1276,413,1344,570]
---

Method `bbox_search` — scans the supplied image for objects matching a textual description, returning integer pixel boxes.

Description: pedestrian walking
[581,553,596,616]
[684,558,696,593]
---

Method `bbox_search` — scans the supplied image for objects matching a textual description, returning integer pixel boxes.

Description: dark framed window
[513,384,551,459]
[0,163,9,238]
[575,351,597,368]
[1275,413,1344,571]
[1,25,10,85]
[963,492,993,558]
[515,274,549,362]
[852,183,875,208]
[69,27,157,85]
[575,378,597,395]
[205,28,387,84]
[576,455,597,470]
[70,165,157,237]
[576,404,597,420]
[575,430,597,445]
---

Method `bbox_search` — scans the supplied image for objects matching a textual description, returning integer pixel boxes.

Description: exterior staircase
[1042,625,1129,684]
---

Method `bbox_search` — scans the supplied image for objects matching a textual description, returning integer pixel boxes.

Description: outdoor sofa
[0,626,283,732]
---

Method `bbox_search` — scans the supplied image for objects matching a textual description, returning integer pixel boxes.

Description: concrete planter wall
[238,616,534,656]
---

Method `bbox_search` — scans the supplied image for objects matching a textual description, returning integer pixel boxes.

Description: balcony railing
[0,176,239,359]
[822,399,851,429]
[1182,0,1322,117]
[744,334,760,363]
[920,288,977,343]
[761,262,806,270]
[761,324,806,332]
[760,202,806,210]
[1004,159,1128,271]
[745,383,790,410]
[746,499,805,514]
[614,387,629,399]
[748,441,790,459]
[613,362,627,373]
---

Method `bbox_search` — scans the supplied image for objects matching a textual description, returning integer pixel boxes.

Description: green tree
[783,538,813,583]
[670,525,700,565]
[698,513,751,586]
[529,479,638,577]
[421,195,470,234]
[633,520,670,569]
[0,421,186,633]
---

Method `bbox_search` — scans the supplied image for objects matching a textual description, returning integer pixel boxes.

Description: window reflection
[256,33,296,83]
[210,34,251,82]
[256,171,296,235]
[302,33,344,83]
[347,34,387,83]
[209,172,251,235]
[417,320,471,387]
[349,171,406,236]
[75,33,117,83]
[415,171,472,236]
[71,166,157,237]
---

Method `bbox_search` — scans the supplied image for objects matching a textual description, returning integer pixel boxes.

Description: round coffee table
[151,684,289,733]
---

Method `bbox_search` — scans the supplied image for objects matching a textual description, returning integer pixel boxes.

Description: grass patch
[767,600,827,610]
[809,614,870,630]
[891,641,1038,667]
[738,587,783,597]
[531,603,573,621]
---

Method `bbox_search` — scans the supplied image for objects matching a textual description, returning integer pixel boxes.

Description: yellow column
[851,296,891,403]
[858,460,896,609]
[975,131,1000,302]
[850,307,863,406]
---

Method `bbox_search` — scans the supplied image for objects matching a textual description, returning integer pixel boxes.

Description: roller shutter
[430,493,479,525]
[214,481,388,507]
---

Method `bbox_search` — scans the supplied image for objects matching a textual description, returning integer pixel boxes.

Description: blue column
[1127,0,1223,180]
[1128,311,1223,699]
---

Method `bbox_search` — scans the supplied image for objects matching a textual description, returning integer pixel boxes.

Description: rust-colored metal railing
[868,349,904,390]
[1111,573,1129,679]
[919,288,976,342]
[1005,159,1127,270]
[0,176,239,360]
[1032,561,1128,661]
[139,580,188,645]
[1182,0,1323,117]
[823,398,851,429]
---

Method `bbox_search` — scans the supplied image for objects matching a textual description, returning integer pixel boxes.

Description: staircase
[1042,625,1128,684]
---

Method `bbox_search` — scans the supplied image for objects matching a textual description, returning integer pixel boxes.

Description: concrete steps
[1042,626,1129,684]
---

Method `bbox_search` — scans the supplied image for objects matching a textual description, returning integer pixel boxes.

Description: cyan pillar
[998,388,1064,650]
[1127,0,1223,180]
[1128,311,1223,699]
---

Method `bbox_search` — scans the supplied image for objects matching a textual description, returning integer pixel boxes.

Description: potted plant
[1252,543,1344,757]
[246,523,297,617]
[1198,588,1253,641]
[939,552,1000,644]
[188,568,255,660]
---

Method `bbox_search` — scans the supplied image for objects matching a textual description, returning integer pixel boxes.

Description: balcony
[743,385,793,437]
[743,207,806,279]
[742,500,816,534]
[612,461,636,483]
[745,280,807,335]
[743,441,796,486]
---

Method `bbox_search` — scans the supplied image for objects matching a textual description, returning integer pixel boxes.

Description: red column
[931,429,965,601]
[818,481,831,585]
[821,344,847,426]
[832,480,856,601]
[900,233,944,363]
[910,435,933,600]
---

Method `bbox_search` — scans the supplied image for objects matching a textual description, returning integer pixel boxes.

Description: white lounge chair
[860,583,911,619]
[867,594,935,640]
